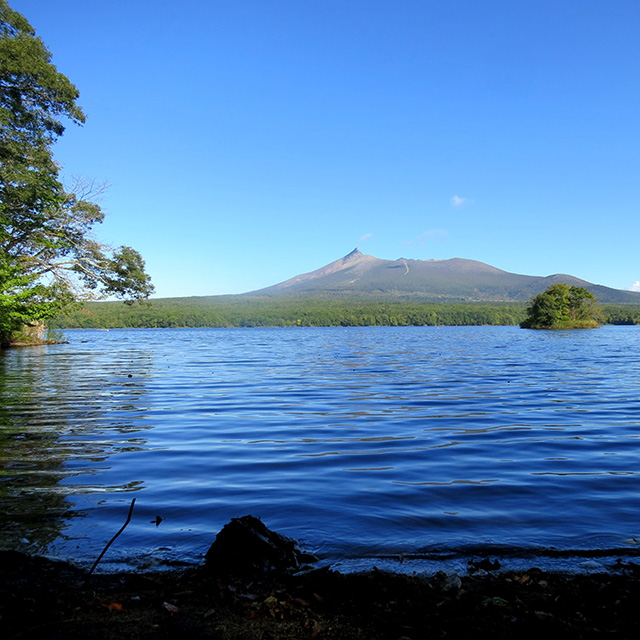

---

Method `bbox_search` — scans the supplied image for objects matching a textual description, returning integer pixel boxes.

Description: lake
[1,325,639,574]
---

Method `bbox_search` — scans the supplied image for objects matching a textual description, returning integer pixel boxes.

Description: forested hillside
[52,298,526,328]
[50,298,640,329]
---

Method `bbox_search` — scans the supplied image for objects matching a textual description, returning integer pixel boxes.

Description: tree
[520,283,603,330]
[0,0,153,345]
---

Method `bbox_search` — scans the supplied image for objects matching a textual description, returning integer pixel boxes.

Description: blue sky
[13,0,640,297]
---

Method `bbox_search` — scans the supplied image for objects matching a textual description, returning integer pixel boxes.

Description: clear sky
[12,0,640,298]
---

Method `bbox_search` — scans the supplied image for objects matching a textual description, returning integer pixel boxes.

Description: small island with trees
[520,283,604,330]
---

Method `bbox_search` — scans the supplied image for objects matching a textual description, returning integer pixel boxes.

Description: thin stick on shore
[87,498,136,578]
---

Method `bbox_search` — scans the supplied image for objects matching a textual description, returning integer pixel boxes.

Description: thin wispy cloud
[451,195,470,207]
[405,229,448,246]
[629,281,640,292]
[359,232,373,242]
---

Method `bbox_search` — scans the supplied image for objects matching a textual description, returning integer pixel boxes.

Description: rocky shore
[2,517,640,639]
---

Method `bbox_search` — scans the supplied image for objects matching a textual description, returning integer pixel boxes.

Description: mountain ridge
[246,249,640,304]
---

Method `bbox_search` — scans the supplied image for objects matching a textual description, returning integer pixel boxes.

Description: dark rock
[468,557,501,573]
[204,515,317,576]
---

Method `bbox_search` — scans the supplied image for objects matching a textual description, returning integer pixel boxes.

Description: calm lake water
[1,326,640,573]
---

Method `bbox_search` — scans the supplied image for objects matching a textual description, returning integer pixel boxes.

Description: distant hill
[52,249,640,329]
[247,248,640,304]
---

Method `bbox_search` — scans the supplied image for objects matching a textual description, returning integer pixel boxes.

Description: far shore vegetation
[48,296,640,330]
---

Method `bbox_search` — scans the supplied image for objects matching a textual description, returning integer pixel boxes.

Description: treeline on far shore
[48,297,640,329]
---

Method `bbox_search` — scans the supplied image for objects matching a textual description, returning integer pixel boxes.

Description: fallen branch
[87,498,136,578]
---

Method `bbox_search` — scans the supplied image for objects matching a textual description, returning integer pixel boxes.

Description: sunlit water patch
[1,326,639,573]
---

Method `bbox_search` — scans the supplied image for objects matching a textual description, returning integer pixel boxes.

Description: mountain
[247,249,640,303]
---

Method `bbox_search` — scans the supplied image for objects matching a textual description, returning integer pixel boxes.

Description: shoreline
[2,550,640,639]
[23,539,640,578]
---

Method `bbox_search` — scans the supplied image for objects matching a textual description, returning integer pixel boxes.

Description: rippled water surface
[1,326,640,572]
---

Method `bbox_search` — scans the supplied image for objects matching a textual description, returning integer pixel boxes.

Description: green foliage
[52,297,640,330]
[51,297,529,329]
[46,294,640,333]
[0,1,153,346]
[520,283,604,330]
[602,304,640,325]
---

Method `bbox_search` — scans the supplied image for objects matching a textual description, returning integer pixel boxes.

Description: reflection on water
[0,343,154,556]
[0,347,74,552]
[1,326,640,572]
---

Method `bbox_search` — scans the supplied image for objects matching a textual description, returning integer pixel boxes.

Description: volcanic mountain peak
[344,247,363,261]
[261,248,378,291]
[248,250,640,303]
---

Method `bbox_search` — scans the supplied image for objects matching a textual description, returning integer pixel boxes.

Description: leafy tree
[0,0,153,345]
[520,283,603,330]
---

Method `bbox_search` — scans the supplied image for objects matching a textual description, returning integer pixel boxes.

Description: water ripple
[1,325,640,570]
